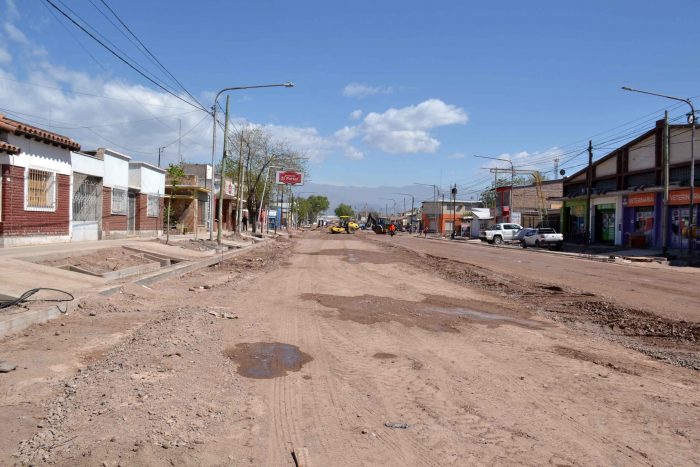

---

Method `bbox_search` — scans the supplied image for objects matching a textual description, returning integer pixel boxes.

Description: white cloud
[342,82,393,98]
[261,124,363,162]
[3,22,27,44]
[339,99,468,155]
[0,45,11,64]
[0,8,365,166]
[349,109,362,120]
[447,152,465,159]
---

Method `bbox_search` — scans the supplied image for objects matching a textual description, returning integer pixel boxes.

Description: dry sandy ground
[0,232,698,466]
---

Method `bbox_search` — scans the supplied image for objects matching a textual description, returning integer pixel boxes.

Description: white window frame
[24,167,57,212]
[147,194,160,217]
[111,187,128,215]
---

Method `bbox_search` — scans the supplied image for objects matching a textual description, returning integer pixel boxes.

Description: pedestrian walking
[242,214,248,231]
[423,226,428,238]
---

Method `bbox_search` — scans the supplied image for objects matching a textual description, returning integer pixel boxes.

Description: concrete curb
[0,239,264,337]
[98,240,261,295]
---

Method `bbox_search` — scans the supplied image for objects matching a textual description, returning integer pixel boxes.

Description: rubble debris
[0,361,17,373]
[384,422,409,429]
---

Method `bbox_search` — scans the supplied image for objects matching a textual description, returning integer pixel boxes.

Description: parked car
[521,227,564,249]
[479,223,523,245]
[512,227,536,243]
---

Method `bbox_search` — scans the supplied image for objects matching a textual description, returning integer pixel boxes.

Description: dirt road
[1,233,698,466]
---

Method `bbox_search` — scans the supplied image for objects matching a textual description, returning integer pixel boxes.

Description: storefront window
[634,207,654,246]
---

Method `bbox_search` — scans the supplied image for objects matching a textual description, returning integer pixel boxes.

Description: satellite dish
[559,169,566,176]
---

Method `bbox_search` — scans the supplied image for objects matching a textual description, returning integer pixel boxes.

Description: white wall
[71,152,104,177]
[628,135,656,171]
[139,167,164,195]
[669,127,700,164]
[103,153,130,188]
[1,135,71,175]
[595,155,617,177]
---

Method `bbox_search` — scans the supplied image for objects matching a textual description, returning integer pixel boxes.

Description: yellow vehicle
[328,216,357,234]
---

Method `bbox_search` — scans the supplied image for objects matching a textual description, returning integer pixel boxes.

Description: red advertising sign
[275,170,304,186]
[669,188,700,206]
[625,192,655,207]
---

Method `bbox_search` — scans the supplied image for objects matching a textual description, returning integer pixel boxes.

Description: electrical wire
[94,0,207,112]
[0,288,74,312]
[42,0,207,112]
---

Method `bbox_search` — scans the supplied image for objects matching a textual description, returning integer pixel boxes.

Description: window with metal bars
[111,187,127,214]
[25,168,56,211]
[147,194,160,217]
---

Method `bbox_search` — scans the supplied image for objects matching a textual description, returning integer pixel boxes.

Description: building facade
[561,120,700,250]
[0,115,80,247]
[421,200,484,235]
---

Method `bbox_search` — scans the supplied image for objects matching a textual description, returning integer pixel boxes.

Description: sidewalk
[0,232,262,336]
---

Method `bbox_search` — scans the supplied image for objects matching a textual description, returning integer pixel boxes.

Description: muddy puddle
[224,342,313,379]
[373,352,398,359]
[301,293,545,333]
[304,248,399,264]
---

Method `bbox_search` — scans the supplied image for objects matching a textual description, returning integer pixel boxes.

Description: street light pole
[208,82,294,240]
[475,155,514,223]
[622,86,696,254]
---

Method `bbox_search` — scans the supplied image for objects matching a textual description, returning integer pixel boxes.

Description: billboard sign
[275,170,304,186]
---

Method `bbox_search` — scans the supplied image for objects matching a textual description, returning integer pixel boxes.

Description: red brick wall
[101,186,127,235]
[0,164,70,236]
[135,193,163,232]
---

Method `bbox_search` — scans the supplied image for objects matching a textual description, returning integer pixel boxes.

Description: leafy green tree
[165,162,186,244]
[307,195,330,221]
[334,203,354,218]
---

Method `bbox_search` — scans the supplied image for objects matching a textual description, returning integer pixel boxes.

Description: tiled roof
[0,114,80,151]
[0,140,20,155]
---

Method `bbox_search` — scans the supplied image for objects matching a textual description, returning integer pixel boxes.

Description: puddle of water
[301,293,545,332]
[224,342,313,379]
[424,306,543,329]
[373,352,397,359]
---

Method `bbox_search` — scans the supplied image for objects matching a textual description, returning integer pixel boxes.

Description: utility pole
[217,95,230,245]
[441,192,445,236]
[158,146,165,168]
[235,129,246,234]
[178,118,182,162]
[451,184,457,237]
[662,111,670,255]
[586,140,593,243]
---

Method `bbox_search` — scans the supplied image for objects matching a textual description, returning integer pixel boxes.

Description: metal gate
[127,192,136,235]
[72,174,102,241]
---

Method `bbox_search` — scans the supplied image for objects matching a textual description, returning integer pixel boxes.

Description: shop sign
[275,170,304,185]
[669,188,700,206]
[224,180,235,196]
[595,203,615,210]
[623,192,655,207]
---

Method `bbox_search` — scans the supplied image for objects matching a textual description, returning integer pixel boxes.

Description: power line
[93,0,207,111]
[42,0,207,112]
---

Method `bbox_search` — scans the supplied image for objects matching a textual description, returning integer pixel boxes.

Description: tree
[334,203,354,218]
[292,195,329,225]
[165,162,185,244]
[222,127,309,233]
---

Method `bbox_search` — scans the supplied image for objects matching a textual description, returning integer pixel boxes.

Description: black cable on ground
[0,288,75,312]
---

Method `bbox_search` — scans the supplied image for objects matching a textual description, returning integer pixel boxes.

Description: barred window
[26,168,56,211]
[111,187,127,214]
[147,194,160,217]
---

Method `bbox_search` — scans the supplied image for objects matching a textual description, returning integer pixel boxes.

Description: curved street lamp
[209,82,294,242]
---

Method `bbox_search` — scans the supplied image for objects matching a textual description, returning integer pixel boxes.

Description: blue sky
[1,0,699,199]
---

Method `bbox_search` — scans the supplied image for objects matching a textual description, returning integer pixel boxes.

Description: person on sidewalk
[242,214,248,231]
